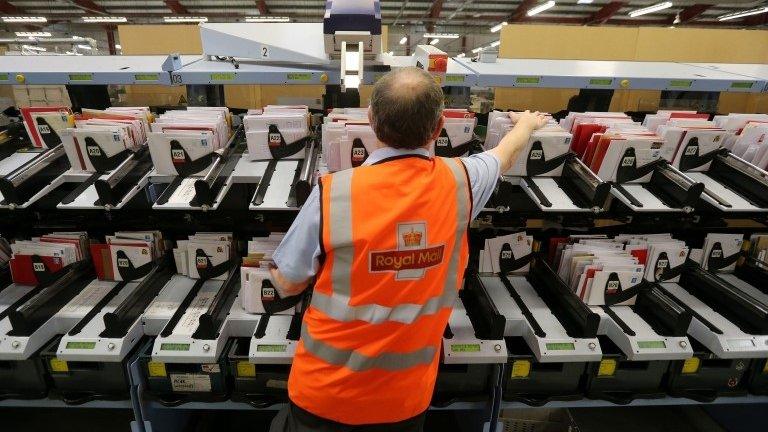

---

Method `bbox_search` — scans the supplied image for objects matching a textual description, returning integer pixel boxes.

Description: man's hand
[488,110,548,173]
[269,266,311,298]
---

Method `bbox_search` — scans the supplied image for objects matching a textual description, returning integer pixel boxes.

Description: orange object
[288,156,472,425]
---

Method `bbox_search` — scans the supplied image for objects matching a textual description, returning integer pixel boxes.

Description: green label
[638,340,666,349]
[286,73,312,81]
[256,344,287,352]
[669,80,693,88]
[516,76,540,85]
[210,72,235,81]
[731,81,754,89]
[66,341,96,350]
[446,75,465,83]
[160,343,191,351]
[545,343,576,351]
[451,344,481,353]
[68,73,93,82]
[134,73,159,81]
[0,73,8,81]
[589,78,613,86]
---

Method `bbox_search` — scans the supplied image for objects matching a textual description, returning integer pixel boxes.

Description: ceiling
[0,0,766,29]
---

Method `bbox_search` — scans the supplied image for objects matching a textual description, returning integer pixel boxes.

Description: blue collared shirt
[272,147,501,282]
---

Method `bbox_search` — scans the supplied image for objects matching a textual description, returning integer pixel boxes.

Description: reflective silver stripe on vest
[301,324,437,371]
[312,158,470,324]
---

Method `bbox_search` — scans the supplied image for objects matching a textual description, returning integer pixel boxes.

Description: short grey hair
[369,67,444,150]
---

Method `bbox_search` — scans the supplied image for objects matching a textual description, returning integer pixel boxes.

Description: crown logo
[402,229,423,247]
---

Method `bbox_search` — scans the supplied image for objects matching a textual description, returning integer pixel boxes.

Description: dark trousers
[270,402,427,432]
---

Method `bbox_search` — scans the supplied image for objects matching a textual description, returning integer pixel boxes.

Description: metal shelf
[685,62,768,93]
[0,54,199,86]
[455,58,766,93]
[0,397,134,409]
[170,57,338,85]
[501,395,768,409]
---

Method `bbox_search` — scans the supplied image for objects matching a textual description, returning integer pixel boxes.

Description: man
[269,67,546,431]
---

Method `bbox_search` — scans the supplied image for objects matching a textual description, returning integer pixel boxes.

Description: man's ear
[430,115,445,141]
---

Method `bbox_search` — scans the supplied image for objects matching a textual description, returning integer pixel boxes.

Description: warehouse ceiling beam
[674,4,710,25]
[584,1,625,25]
[509,0,538,23]
[65,0,107,15]
[426,0,445,33]
[257,0,270,15]
[164,0,189,15]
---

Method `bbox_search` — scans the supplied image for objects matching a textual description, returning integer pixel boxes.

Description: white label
[201,364,220,373]
[621,156,635,167]
[196,256,207,268]
[60,282,113,315]
[171,149,185,161]
[33,262,45,272]
[501,250,512,259]
[260,45,270,59]
[269,133,281,144]
[529,149,543,160]
[352,148,366,161]
[436,137,449,147]
[685,146,698,156]
[607,280,620,291]
[711,250,722,258]
[117,258,130,268]
[87,146,102,156]
[170,373,212,392]
[37,124,51,134]
[262,287,276,300]
[657,259,669,268]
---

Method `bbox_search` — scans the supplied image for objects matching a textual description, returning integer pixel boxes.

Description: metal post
[106,25,116,55]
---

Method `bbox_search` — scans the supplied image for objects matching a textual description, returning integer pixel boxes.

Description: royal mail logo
[621,156,635,166]
[436,137,450,147]
[685,145,699,156]
[171,149,185,162]
[369,222,445,280]
[268,133,281,146]
[87,145,102,156]
[117,258,130,268]
[529,149,543,160]
[352,147,366,162]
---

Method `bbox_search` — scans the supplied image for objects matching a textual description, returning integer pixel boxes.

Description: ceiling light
[76,44,93,50]
[471,46,484,54]
[423,33,459,39]
[457,53,466,58]
[629,2,673,18]
[527,1,556,17]
[3,16,47,23]
[490,40,501,48]
[430,39,439,45]
[22,45,47,52]
[163,16,208,23]
[577,0,593,3]
[16,32,51,37]
[245,16,290,22]
[673,13,681,24]
[386,51,394,56]
[82,16,127,23]
[115,44,122,49]
[490,21,507,33]
[399,36,407,45]
[718,6,768,21]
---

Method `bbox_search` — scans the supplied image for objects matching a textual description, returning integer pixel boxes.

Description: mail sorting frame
[0,263,97,400]
[656,265,768,402]
[39,263,176,403]
[465,260,603,407]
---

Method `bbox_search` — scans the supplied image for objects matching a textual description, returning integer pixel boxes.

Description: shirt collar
[362,147,431,166]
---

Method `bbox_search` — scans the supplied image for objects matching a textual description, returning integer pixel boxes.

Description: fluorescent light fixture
[163,16,208,23]
[430,38,439,45]
[423,33,459,39]
[718,6,768,21]
[76,44,93,50]
[527,1,556,17]
[490,40,501,48]
[399,36,407,45]
[456,53,466,58]
[386,51,394,56]
[490,21,507,33]
[2,16,47,23]
[82,16,127,23]
[22,45,46,52]
[577,0,593,3]
[471,46,484,54]
[628,2,673,18]
[245,16,290,22]
[16,32,51,37]
[115,44,122,49]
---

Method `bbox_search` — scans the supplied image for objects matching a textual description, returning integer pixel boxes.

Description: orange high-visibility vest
[288,155,472,425]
